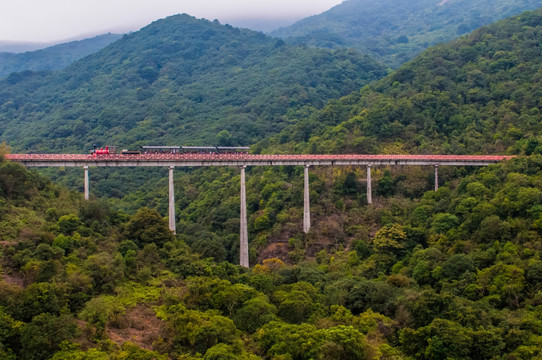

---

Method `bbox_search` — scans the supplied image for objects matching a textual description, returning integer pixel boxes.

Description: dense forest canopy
[2,131,542,359]
[0,34,122,79]
[262,8,542,157]
[0,14,386,153]
[1,6,542,360]
[271,0,542,67]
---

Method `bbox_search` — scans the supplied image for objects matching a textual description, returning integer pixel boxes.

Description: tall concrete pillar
[303,164,311,234]
[240,165,249,268]
[169,166,176,234]
[366,165,372,204]
[434,165,439,192]
[84,166,89,200]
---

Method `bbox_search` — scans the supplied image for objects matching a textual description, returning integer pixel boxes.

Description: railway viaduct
[6,153,513,267]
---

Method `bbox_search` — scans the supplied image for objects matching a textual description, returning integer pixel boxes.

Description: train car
[141,146,181,154]
[100,145,249,156]
[181,146,249,154]
[121,149,141,155]
[216,146,250,153]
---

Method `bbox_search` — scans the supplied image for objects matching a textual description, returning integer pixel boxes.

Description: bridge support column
[84,166,89,200]
[434,165,439,192]
[169,166,176,234]
[366,165,372,204]
[240,166,249,268]
[303,165,310,234]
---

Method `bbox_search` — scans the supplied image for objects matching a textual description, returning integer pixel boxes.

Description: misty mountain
[271,0,542,67]
[0,41,52,53]
[0,14,386,152]
[0,34,122,79]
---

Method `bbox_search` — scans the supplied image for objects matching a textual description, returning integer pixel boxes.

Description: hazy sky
[0,0,343,43]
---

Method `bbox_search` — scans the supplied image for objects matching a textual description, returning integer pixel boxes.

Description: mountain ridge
[0,34,122,79]
[0,14,386,153]
[262,8,542,158]
[271,0,542,67]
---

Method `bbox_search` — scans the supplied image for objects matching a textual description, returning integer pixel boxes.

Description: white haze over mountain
[0,0,343,46]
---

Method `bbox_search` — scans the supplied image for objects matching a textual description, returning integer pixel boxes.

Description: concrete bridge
[7,153,512,267]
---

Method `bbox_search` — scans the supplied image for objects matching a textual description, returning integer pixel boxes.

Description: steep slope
[2,9,542,358]
[265,8,542,156]
[0,34,122,79]
[93,9,542,267]
[271,0,542,67]
[0,14,386,153]
[3,147,542,360]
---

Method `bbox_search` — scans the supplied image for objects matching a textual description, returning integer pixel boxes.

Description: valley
[0,3,541,359]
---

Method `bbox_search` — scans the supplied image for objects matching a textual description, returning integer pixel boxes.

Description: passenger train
[91,145,249,155]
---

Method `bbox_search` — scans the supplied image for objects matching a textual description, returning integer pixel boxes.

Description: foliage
[268,8,542,157]
[124,207,175,248]
[1,153,542,359]
[20,314,78,360]
[157,304,240,355]
[272,0,542,68]
[0,14,386,156]
[2,7,542,360]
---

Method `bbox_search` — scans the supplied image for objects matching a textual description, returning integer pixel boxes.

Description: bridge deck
[6,153,513,167]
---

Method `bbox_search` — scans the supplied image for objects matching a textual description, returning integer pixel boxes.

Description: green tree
[431,213,459,234]
[319,325,369,360]
[232,296,278,333]
[213,283,258,317]
[373,223,406,255]
[158,304,239,355]
[0,307,21,360]
[124,207,175,248]
[400,319,472,360]
[256,321,322,360]
[274,282,320,324]
[57,214,82,235]
[20,314,78,360]
[15,282,66,322]
[477,262,525,308]
[346,280,397,316]
[440,254,474,280]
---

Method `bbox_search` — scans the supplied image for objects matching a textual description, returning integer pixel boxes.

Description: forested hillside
[0,14,386,153]
[2,7,542,359]
[2,135,542,359]
[0,34,122,79]
[264,8,542,157]
[271,0,542,67]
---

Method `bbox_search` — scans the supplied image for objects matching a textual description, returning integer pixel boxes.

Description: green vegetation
[265,8,542,156]
[2,152,542,358]
[1,6,542,360]
[271,0,542,67]
[0,34,122,79]
[0,14,386,153]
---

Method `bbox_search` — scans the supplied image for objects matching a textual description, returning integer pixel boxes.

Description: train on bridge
[91,145,250,156]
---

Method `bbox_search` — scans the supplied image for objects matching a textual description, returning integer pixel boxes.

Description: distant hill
[0,41,51,53]
[0,14,386,153]
[0,34,122,79]
[270,0,542,67]
[265,8,542,156]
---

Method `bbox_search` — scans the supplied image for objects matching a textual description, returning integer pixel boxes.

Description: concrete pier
[169,166,176,234]
[303,165,310,233]
[434,165,439,191]
[366,165,372,204]
[84,166,89,200]
[240,166,249,268]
